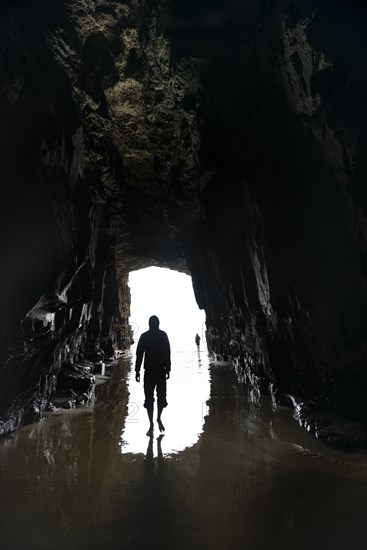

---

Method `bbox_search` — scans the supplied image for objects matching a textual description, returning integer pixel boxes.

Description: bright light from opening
[121,267,209,456]
[129,266,206,348]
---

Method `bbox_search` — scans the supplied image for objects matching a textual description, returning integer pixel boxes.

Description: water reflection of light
[120,267,210,456]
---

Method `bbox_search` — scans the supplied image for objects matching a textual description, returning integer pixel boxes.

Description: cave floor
[0,347,366,550]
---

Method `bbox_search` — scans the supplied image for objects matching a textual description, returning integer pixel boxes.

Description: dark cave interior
[1,0,367,449]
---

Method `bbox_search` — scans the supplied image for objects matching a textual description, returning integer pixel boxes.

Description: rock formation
[1,0,366,447]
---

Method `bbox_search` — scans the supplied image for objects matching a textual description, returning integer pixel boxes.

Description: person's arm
[135,335,144,381]
[165,334,171,378]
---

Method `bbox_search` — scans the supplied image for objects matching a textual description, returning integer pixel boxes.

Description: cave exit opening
[120,267,210,454]
[128,266,206,350]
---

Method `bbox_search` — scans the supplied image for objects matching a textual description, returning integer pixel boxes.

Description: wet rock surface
[50,361,96,408]
[1,0,367,445]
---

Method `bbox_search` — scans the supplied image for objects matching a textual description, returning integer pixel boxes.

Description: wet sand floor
[0,348,366,550]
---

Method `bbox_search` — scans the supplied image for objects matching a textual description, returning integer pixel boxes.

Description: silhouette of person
[195,333,201,348]
[135,315,171,436]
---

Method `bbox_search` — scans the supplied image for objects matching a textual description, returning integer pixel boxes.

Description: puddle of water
[0,347,366,550]
[121,344,210,455]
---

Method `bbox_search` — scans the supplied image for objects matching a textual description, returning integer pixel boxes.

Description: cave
[1,1,367,548]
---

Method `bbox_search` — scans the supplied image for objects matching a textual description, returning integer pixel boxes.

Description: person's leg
[144,372,155,436]
[156,372,167,432]
[147,406,154,436]
[157,404,164,432]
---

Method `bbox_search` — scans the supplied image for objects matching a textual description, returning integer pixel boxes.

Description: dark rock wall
[0,0,133,434]
[1,0,366,444]
[178,0,367,442]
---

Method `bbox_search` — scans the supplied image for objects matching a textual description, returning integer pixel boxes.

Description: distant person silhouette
[135,315,171,436]
[195,333,201,348]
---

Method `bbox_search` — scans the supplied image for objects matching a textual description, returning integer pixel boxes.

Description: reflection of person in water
[195,333,201,348]
[135,315,171,436]
[140,434,169,545]
[144,434,166,478]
